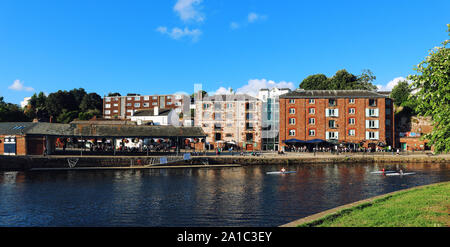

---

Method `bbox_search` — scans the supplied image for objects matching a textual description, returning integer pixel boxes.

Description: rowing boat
[266,171,296,174]
[385,172,416,176]
[370,171,396,174]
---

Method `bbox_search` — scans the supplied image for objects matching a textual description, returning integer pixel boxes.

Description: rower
[281,167,286,173]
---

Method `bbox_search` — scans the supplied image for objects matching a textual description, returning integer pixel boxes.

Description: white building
[130,107,180,126]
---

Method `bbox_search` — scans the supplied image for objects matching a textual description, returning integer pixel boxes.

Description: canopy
[283,139,306,144]
[305,139,326,144]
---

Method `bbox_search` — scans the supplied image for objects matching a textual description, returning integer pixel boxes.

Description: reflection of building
[279,90,395,149]
[103,93,190,121]
[257,88,291,151]
[194,94,262,151]
[396,115,433,151]
[130,107,180,126]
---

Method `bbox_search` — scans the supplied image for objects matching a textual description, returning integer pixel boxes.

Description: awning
[283,139,306,144]
[305,139,326,144]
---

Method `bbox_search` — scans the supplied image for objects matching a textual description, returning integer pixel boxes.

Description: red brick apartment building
[103,94,190,120]
[279,90,395,149]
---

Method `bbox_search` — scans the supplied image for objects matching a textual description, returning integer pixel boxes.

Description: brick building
[396,115,433,151]
[194,94,262,151]
[103,93,190,121]
[279,90,395,150]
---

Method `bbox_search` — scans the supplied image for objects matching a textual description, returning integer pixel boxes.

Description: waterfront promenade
[1,151,449,171]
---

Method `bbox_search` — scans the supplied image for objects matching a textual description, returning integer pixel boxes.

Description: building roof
[0,122,206,138]
[280,89,389,99]
[201,94,260,102]
[132,108,172,117]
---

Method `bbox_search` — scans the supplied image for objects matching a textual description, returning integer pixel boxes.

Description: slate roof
[0,122,206,138]
[280,90,389,99]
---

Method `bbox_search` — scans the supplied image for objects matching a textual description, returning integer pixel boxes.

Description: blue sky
[1,0,449,105]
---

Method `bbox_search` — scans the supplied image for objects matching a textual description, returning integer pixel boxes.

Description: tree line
[0,88,103,123]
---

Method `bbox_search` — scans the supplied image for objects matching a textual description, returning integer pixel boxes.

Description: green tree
[299,69,377,90]
[0,97,30,122]
[299,74,328,90]
[45,90,77,119]
[408,24,450,153]
[390,80,411,107]
[80,93,102,112]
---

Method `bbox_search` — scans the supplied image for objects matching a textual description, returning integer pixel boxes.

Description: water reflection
[0,163,449,226]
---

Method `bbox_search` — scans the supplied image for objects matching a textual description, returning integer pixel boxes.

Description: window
[366,108,379,117]
[349,98,355,104]
[348,118,355,125]
[144,96,149,100]
[308,108,315,114]
[167,102,172,105]
[309,129,316,136]
[308,118,315,125]
[226,113,233,119]
[289,118,296,125]
[113,103,118,107]
[366,131,379,140]
[246,122,254,130]
[386,119,391,126]
[326,108,339,117]
[152,102,157,105]
[226,103,233,109]
[289,129,296,136]
[203,103,210,109]
[386,99,392,105]
[289,99,295,104]
[366,120,379,129]
[113,110,118,113]
[225,133,233,137]
[105,104,111,108]
[226,123,233,127]
[328,99,337,106]
[326,131,338,140]
[308,99,315,104]
[167,96,172,99]
[152,96,157,100]
[105,98,111,102]
[369,99,377,107]
[214,103,222,110]
[134,96,140,101]
[126,103,132,106]
[215,113,222,120]
[328,120,336,128]
[214,123,222,130]
[386,108,391,115]
[246,113,253,120]
[104,110,111,115]
[289,108,295,114]
[349,108,355,114]
[134,103,140,107]
[348,129,355,136]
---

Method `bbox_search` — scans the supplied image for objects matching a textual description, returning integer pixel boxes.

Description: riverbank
[1,152,449,171]
[281,181,450,227]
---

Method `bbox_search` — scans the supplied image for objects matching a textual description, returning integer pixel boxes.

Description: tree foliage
[0,97,30,122]
[408,24,450,153]
[390,80,412,107]
[299,69,377,90]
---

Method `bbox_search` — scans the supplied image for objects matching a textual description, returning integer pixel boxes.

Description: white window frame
[289,129,296,136]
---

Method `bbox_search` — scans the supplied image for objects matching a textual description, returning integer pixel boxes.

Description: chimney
[154,106,159,116]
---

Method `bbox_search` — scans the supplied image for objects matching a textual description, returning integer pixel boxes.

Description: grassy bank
[298,182,450,227]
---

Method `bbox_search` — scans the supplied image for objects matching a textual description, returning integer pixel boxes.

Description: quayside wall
[0,154,449,171]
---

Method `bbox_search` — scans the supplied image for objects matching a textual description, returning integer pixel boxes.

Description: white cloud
[211,79,296,97]
[230,12,267,30]
[174,0,204,23]
[377,77,412,91]
[156,26,202,42]
[8,80,34,92]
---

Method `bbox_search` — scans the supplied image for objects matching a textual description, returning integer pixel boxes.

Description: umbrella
[283,139,306,144]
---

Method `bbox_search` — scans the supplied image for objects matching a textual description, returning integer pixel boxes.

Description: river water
[0,163,449,227]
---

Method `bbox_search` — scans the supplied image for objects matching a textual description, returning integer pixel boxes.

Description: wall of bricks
[279,97,394,149]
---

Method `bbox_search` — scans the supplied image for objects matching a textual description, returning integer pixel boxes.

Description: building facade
[103,93,190,121]
[194,94,262,151]
[396,115,433,151]
[279,90,395,149]
[130,107,180,126]
[257,88,291,151]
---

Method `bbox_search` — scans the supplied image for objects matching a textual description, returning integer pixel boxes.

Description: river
[0,163,448,226]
